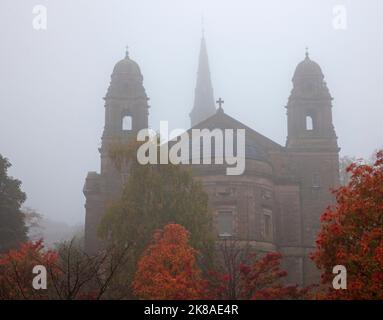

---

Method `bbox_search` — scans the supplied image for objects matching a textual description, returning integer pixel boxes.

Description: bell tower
[100,47,149,188]
[286,49,338,150]
[84,47,149,253]
[103,47,149,137]
[285,50,340,284]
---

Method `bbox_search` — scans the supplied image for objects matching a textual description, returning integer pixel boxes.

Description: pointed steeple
[190,34,216,127]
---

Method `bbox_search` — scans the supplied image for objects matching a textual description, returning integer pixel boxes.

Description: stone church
[84,35,340,285]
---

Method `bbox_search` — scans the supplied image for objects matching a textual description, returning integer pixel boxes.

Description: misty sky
[0,0,382,225]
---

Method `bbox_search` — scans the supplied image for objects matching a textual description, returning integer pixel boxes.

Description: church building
[83,35,340,285]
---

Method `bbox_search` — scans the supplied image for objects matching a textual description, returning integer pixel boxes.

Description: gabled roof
[189,109,284,149]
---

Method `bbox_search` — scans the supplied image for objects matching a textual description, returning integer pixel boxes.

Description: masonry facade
[84,39,340,286]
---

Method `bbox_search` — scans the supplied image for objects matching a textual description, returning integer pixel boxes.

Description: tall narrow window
[217,210,234,237]
[306,115,313,131]
[122,115,132,131]
[262,208,273,241]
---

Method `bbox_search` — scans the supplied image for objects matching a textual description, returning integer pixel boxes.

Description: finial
[125,45,129,59]
[305,46,309,59]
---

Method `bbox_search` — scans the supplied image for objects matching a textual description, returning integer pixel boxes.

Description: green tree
[99,140,214,281]
[0,155,27,253]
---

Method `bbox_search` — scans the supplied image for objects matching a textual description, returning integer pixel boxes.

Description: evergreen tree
[0,154,27,253]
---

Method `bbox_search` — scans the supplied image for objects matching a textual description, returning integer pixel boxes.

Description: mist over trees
[0,150,383,299]
[0,0,382,304]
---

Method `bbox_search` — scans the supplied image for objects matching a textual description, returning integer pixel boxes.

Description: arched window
[306,115,314,131]
[122,115,132,131]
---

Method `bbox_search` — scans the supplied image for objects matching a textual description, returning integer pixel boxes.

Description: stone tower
[83,44,341,288]
[285,50,340,284]
[190,34,216,127]
[84,48,149,253]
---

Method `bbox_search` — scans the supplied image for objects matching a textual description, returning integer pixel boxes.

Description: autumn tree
[0,154,28,253]
[312,150,383,299]
[0,238,130,300]
[48,238,130,300]
[238,252,312,299]
[209,239,311,300]
[0,240,57,299]
[207,238,250,299]
[133,224,207,299]
[339,148,383,186]
[99,140,214,279]
[339,155,357,186]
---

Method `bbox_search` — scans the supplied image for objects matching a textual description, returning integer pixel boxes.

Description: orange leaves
[312,149,383,299]
[132,224,207,300]
[0,240,58,299]
[237,252,308,300]
[133,225,312,300]
[208,251,311,300]
[0,239,133,300]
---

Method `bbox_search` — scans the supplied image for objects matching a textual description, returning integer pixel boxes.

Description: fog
[0,0,382,225]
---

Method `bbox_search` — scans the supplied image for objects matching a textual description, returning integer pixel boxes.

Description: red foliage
[312,150,383,299]
[209,252,311,300]
[132,224,207,299]
[0,240,127,300]
[0,240,58,299]
[239,252,311,300]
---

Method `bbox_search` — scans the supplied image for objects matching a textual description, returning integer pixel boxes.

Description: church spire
[190,33,216,127]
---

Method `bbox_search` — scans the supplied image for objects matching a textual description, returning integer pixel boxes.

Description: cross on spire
[305,46,309,58]
[216,97,224,109]
[125,45,129,58]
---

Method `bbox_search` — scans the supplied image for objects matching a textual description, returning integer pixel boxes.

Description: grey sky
[0,0,382,225]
